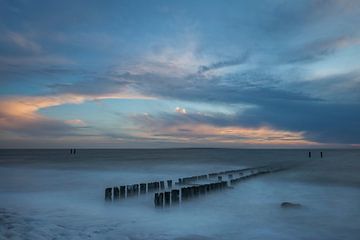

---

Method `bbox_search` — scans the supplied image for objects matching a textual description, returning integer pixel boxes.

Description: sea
[0,149,359,240]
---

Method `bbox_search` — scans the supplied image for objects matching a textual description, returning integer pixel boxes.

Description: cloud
[1,0,360,147]
[130,112,315,146]
[283,36,360,63]
[131,113,320,146]
[64,119,87,127]
[197,53,249,74]
[5,32,42,53]
[175,107,187,114]
[122,40,211,78]
[0,90,153,137]
[235,100,360,144]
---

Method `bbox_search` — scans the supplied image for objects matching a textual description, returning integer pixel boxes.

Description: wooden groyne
[104,165,285,207]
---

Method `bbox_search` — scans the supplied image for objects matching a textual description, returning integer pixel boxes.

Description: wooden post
[181,187,188,201]
[113,187,119,200]
[120,186,126,198]
[188,187,194,198]
[126,185,132,197]
[154,193,163,208]
[218,176,222,182]
[193,186,199,197]
[171,189,180,205]
[154,193,159,207]
[205,184,210,192]
[167,180,172,189]
[133,184,139,196]
[105,187,112,201]
[160,181,165,190]
[164,191,171,206]
[199,185,206,195]
[140,183,146,194]
[155,182,160,191]
[159,192,164,207]
[309,151,311,158]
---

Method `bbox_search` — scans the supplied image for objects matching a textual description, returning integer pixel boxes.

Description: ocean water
[0,149,359,240]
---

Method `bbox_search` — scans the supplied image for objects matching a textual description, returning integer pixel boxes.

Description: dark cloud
[281,36,360,64]
[197,53,249,74]
[0,115,78,138]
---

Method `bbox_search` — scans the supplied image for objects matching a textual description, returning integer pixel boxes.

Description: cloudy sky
[0,0,359,148]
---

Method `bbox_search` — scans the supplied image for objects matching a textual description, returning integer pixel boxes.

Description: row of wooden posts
[154,167,278,207]
[176,166,268,186]
[105,180,173,201]
[105,166,281,206]
[154,181,228,207]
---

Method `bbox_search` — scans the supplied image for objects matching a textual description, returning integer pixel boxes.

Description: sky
[0,0,360,148]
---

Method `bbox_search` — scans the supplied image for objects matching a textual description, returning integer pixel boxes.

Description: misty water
[0,149,359,240]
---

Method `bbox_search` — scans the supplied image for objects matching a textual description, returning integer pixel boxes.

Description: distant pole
[308,151,311,158]
[320,151,323,158]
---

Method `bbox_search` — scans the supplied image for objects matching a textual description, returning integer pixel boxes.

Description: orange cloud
[0,90,154,131]
[135,123,317,146]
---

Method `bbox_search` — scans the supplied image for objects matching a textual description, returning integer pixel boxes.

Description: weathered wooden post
[199,185,206,195]
[120,186,126,198]
[105,187,112,201]
[133,184,139,196]
[113,187,120,200]
[193,186,199,197]
[167,180,172,189]
[159,192,164,206]
[126,185,132,197]
[155,182,160,191]
[164,191,171,206]
[160,181,165,190]
[181,187,188,201]
[171,189,180,205]
[320,151,323,158]
[154,193,163,208]
[309,151,311,158]
[218,176,222,182]
[188,187,194,198]
[154,193,159,207]
[140,183,146,194]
